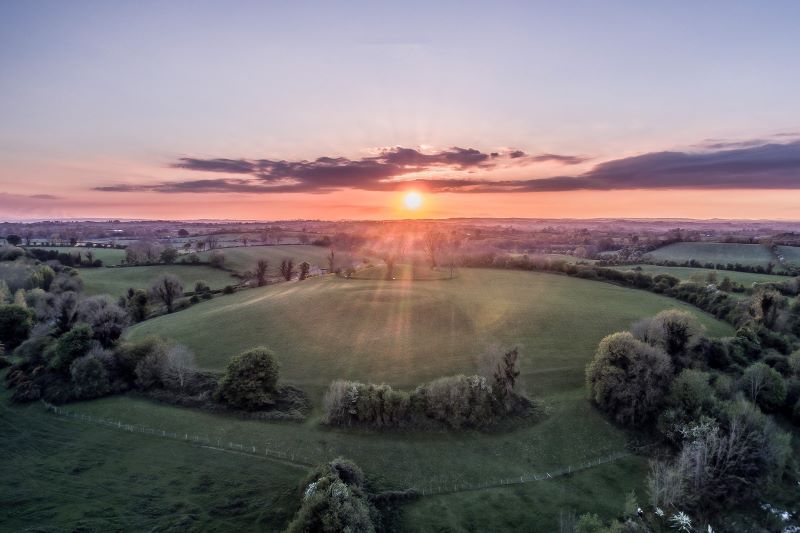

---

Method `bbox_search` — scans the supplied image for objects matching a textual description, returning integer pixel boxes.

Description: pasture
[128,269,732,392]
[195,244,332,275]
[778,245,800,267]
[643,242,776,268]
[613,264,790,286]
[79,265,237,297]
[11,267,735,529]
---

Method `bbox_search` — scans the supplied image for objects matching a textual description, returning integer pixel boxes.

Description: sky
[1,1,799,221]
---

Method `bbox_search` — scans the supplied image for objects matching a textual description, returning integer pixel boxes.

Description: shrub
[134,349,167,390]
[287,458,377,533]
[77,295,128,347]
[222,285,235,294]
[586,332,673,426]
[0,304,34,349]
[50,323,94,373]
[214,347,280,410]
[114,337,168,385]
[70,354,111,399]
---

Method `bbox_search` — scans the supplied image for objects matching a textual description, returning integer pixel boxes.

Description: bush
[0,304,34,349]
[114,337,168,385]
[70,354,111,399]
[50,323,94,373]
[76,295,128,347]
[287,458,377,533]
[214,347,280,410]
[586,332,673,426]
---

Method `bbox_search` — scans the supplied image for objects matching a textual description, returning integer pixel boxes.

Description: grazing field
[42,268,733,529]
[643,242,776,268]
[613,264,789,286]
[33,246,127,265]
[128,269,732,392]
[0,387,303,531]
[350,263,453,280]
[777,245,800,267]
[79,265,237,297]
[196,244,332,275]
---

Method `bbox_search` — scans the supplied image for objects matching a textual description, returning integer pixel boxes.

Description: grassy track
[196,245,331,275]
[79,265,237,297]
[612,264,789,285]
[644,242,776,268]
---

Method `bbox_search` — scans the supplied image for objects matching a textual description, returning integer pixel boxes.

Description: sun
[403,191,423,210]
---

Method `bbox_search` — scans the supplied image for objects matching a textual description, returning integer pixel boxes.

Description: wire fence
[41,400,645,497]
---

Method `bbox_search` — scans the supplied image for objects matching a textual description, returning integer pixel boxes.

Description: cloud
[94,139,800,195]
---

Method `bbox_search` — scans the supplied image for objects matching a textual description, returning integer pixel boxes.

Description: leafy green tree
[0,304,34,349]
[70,354,111,399]
[586,332,673,426]
[646,309,703,361]
[5,234,21,246]
[77,294,128,346]
[280,258,295,281]
[741,362,786,411]
[215,347,280,410]
[51,323,94,373]
[160,247,178,264]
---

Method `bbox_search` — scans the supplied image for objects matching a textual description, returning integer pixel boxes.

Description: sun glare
[404,191,423,210]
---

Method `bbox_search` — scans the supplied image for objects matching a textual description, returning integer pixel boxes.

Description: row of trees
[322,348,531,429]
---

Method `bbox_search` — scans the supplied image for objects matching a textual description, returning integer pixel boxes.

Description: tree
[255,259,269,286]
[379,237,406,280]
[422,229,444,268]
[51,323,94,373]
[209,250,225,268]
[125,289,149,322]
[491,347,521,409]
[178,229,189,237]
[327,249,336,273]
[161,344,197,392]
[160,247,178,264]
[77,295,129,347]
[741,362,786,411]
[150,274,184,313]
[586,332,673,426]
[5,234,21,246]
[299,261,310,280]
[70,354,111,399]
[645,309,703,363]
[280,258,295,281]
[0,304,34,348]
[214,347,280,410]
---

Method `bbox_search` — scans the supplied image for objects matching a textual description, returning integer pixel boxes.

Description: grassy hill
[777,245,800,267]
[128,269,732,393]
[196,245,332,276]
[643,242,776,268]
[57,268,734,529]
[79,265,237,297]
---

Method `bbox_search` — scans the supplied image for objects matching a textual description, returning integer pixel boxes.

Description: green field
[350,263,453,281]
[79,265,238,297]
[643,242,776,268]
[7,268,737,529]
[33,246,127,265]
[128,269,731,391]
[0,387,303,531]
[196,245,332,275]
[614,264,790,286]
[777,245,800,267]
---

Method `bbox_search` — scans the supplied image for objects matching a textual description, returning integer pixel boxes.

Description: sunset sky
[1,1,799,220]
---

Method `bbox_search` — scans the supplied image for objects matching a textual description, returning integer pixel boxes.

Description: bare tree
[443,232,461,279]
[205,235,219,250]
[150,274,184,313]
[241,236,249,247]
[327,249,336,273]
[161,344,197,391]
[422,229,444,269]
[255,259,269,286]
[280,258,295,281]
[380,237,407,280]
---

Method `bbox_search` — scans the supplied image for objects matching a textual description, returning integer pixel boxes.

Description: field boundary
[40,400,647,497]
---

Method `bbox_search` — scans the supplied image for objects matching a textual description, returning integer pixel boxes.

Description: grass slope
[0,387,303,531]
[644,242,776,268]
[79,265,237,297]
[129,268,732,393]
[68,269,734,529]
[196,245,331,275]
[777,245,800,267]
